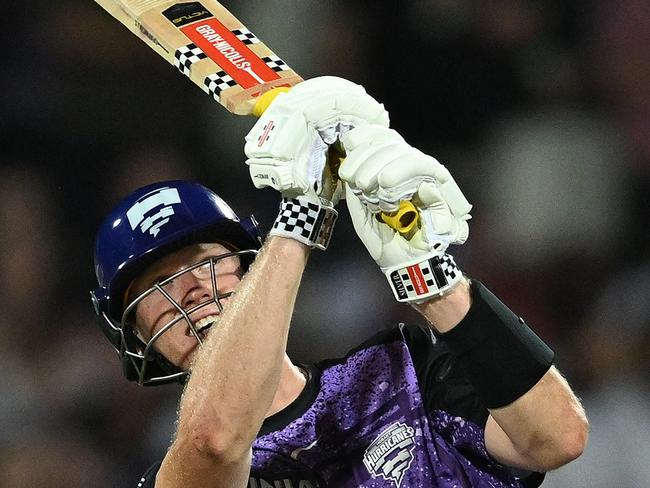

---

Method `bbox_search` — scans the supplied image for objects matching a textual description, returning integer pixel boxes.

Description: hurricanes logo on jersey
[126,187,181,237]
[363,421,416,487]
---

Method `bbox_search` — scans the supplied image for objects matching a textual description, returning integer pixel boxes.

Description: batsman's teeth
[193,315,219,335]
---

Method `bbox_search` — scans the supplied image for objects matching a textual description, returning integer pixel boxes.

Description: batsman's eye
[201,255,241,277]
[192,261,212,279]
[157,275,175,288]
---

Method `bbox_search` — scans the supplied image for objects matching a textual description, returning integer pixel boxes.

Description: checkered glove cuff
[270,197,338,250]
[383,254,462,303]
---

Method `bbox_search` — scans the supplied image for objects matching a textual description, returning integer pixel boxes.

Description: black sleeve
[440,280,554,408]
[401,323,546,487]
[399,323,490,427]
[137,460,162,488]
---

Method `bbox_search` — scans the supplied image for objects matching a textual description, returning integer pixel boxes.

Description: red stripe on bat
[180,19,279,89]
[406,265,429,295]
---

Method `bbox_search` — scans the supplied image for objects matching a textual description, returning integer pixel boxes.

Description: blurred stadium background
[1,0,648,486]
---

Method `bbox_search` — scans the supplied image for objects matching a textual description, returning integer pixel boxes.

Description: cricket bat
[94,0,419,232]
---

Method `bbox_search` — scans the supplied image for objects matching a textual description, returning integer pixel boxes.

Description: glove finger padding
[339,127,409,212]
[340,124,472,244]
[417,165,472,218]
[339,127,405,182]
[417,182,470,245]
[375,154,444,207]
[345,144,414,198]
[245,76,389,206]
[291,77,389,130]
[345,185,463,303]
[340,125,442,209]
[302,96,389,142]
[345,184,392,262]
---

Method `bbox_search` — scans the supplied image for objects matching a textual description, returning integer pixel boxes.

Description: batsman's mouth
[192,314,219,340]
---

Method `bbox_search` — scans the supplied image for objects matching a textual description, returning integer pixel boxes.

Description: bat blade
[94,0,303,115]
[94,0,420,235]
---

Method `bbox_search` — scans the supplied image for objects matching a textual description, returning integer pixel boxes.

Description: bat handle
[252,86,292,117]
[252,88,421,237]
[379,201,419,236]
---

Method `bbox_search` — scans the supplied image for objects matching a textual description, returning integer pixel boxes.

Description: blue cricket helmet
[90,180,262,384]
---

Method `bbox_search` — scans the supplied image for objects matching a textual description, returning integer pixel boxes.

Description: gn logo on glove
[256,120,275,147]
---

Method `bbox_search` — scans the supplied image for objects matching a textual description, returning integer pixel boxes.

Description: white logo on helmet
[363,421,416,487]
[126,187,181,237]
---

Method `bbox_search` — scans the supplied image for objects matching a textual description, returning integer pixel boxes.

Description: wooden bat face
[94,0,420,235]
[94,0,303,114]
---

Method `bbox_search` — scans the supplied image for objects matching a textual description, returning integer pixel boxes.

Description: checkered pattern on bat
[204,71,238,101]
[261,55,290,72]
[174,43,207,76]
[231,28,260,45]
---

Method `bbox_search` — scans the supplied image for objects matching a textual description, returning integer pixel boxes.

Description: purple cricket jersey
[138,324,544,488]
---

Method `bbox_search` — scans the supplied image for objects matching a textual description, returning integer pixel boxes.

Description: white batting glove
[340,125,472,302]
[244,76,389,205]
[340,125,472,250]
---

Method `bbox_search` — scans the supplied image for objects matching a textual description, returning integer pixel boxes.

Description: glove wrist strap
[270,196,338,250]
[383,254,462,303]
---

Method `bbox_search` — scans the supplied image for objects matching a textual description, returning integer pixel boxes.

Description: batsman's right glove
[340,125,472,302]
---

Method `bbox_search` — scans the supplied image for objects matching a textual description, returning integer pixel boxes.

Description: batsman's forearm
[417,278,587,470]
[486,367,589,471]
[412,277,472,333]
[177,236,309,459]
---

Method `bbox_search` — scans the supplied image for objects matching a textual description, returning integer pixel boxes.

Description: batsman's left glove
[340,125,472,302]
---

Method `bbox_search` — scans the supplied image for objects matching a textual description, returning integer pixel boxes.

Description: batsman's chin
[178,346,201,371]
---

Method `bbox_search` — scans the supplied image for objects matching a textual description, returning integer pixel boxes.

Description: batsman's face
[128,243,243,370]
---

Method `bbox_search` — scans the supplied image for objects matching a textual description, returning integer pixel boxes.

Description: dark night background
[1,1,648,486]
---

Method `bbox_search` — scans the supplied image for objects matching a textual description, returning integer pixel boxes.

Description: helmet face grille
[97,246,258,385]
[92,181,262,363]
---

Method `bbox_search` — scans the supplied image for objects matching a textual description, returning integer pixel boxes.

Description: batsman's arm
[413,282,588,472]
[155,237,310,488]
[157,78,384,486]
[340,123,587,473]
[483,367,588,472]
